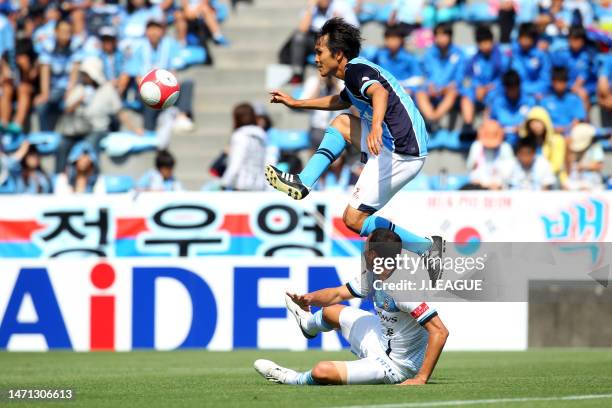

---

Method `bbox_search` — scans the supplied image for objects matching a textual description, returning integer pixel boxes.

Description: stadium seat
[100,131,158,157]
[28,132,61,154]
[105,175,134,193]
[401,173,431,191]
[1,133,25,153]
[176,46,207,68]
[267,128,310,151]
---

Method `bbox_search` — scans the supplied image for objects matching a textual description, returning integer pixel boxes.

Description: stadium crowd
[0,0,610,194]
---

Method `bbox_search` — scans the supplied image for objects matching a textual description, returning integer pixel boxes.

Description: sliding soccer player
[254,229,449,385]
[267,18,443,279]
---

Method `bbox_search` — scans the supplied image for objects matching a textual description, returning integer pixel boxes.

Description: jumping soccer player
[266,18,444,278]
[254,229,449,385]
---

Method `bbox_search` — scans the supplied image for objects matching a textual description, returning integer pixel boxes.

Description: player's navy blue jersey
[339,57,428,157]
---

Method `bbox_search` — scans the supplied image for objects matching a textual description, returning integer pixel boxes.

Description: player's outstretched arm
[399,315,449,386]
[270,90,351,111]
[286,285,354,310]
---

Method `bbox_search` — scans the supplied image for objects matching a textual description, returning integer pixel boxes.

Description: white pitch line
[330,393,612,408]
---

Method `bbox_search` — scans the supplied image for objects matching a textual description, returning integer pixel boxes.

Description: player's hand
[270,90,297,108]
[398,375,427,386]
[367,125,383,156]
[286,292,311,311]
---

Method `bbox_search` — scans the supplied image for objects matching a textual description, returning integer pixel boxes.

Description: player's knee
[312,361,338,383]
[330,114,351,143]
[342,208,367,234]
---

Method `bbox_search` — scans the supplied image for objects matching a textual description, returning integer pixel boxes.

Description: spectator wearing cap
[370,25,423,96]
[121,17,195,132]
[54,140,106,194]
[466,119,515,190]
[488,69,536,141]
[597,54,612,123]
[281,0,359,85]
[461,25,508,131]
[174,0,229,46]
[416,23,464,126]
[562,123,605,191]
[35,19,82,132]
[6,141,53,194]
[540,66,586,134]
[137,149,183,191]
[221,103,268,191]
[518,106,566,177]
[552,26,598,111]
[510,23,550,99]
[56,57,143,172]
[509,136,556,190]
[96,26,125,87]
[120,0,164,49]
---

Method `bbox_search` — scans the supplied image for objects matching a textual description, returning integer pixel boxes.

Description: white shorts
[348,119,426,214]
[339,307,407,384]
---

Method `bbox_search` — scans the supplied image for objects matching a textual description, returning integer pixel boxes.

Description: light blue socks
[298,126,347,187]
[305,309,334,333]
[360,214,432,255]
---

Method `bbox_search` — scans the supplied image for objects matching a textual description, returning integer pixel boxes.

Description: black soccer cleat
[265,164,309,200]
[423,236,446,283]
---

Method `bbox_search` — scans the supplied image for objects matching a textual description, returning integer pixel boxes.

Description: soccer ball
[138,69,180,110]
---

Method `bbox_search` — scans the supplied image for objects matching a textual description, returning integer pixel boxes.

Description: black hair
[515,136,537,154]
[568,25,586,40]
[318,17,362,61]
[502,69,520,87]
[518,22,538,41]
[475,25,493,43]
[367,228,402,261]
[552,66,568,82]
[233,103,257,129]
[434,22,453,37]
[384,25,404,39]
[155,150,175,169]
[127,0,152,14]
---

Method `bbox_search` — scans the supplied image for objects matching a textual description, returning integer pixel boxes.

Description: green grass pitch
[1,349,612,407]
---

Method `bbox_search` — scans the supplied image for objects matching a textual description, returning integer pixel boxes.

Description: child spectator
[370,25,423,95]
[137,150,183,191]
[541,66,586,134]
[518,106,566,177]
[416,23,464,125]
[562,123,605,190]
[488,69,536,141]
[281,0,359,84]
[54,141,106,194]
[552,26,598,111]
[466,119,515,190]
[510,23,551,99]
[597,54,612,124]
[8,142,53,194]
[35,19,82,131]
[221,103,268,191]
[509,136,556,190]
[461,25,508,130]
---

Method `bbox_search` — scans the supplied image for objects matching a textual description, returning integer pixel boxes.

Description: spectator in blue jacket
[97,27,125,85]
[510,23,551,100]
[541,66,586,134]
[35,19,83,131]
[137,149,183,191]
[461,25,508,129]
[370,25,423,96]
[416,23,464,124]
[552,26,598,111]
[8,142,53,194]
[488,69,536,142]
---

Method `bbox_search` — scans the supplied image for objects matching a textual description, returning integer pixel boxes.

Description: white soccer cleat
[285,294,317,339]
[253,359,296,384]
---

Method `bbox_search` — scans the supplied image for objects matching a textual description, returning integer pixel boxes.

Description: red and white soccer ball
[138,69,180,110]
